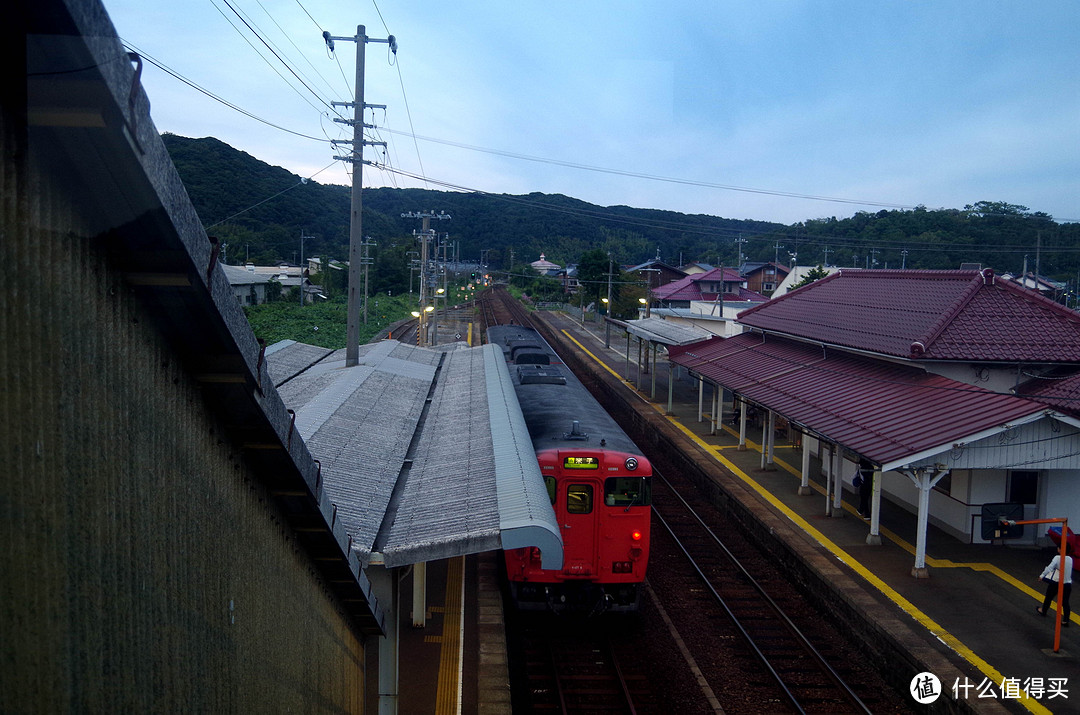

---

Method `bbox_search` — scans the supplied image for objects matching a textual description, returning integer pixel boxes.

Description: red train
[488,325,652,613]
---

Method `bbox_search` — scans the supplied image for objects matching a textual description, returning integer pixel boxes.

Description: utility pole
[773,240,784,266]
[823,245,831,267]
[325,26,396,367]
[407,250,419,294]
[734,234,746,273]
[402,211,450,346]
[300,230,314,305]
[901,249,908,269]
[605,255,614,347]
[361,236,376,323]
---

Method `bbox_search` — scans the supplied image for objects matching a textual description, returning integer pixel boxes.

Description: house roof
[737,268,1080,363]
[653,268,766,304]
[627,258,686,275]
[741,261,790,276]
[222,264,274,286]
[668,332,1046,470]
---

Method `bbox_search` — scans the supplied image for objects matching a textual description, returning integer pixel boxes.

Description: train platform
[540,310,1078,715]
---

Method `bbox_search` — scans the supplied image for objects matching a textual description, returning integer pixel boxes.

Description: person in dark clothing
[855,460,873,519]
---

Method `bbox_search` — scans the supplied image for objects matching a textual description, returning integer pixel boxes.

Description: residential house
[1001,271,1067,303]
[651,267,767,309]
[678,261,714,275]
[740,261,790,294]
[627,257,687,295]
[770,265,840,298]
[643,267,766,337]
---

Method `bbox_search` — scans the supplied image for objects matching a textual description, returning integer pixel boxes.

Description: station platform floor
[395,310,1078,715]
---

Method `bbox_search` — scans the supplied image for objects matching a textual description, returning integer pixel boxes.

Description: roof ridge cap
[910,270,988,357]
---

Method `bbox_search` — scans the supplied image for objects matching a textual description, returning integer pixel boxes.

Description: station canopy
[623,316,713,346]
[669,332,1050,471]
[267,339,563,569]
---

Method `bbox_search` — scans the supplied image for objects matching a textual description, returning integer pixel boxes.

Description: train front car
[489,325,652,614]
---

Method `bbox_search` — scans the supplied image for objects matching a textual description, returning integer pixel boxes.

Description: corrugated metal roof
[737,268,1080,362]
[670,332,1045,469]
[270,340,561,569]
[625,317,714,346]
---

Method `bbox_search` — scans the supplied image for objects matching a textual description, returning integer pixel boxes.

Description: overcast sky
[105,1,1080,225]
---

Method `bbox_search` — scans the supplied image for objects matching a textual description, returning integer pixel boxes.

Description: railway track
[507,611,660,714]
[477,285,534,332]
[648,468,883,714]
[495,290,908,713]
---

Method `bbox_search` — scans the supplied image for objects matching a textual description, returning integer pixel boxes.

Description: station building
[669,268,1080,575]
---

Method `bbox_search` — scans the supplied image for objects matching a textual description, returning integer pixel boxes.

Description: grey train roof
[487,325,643,457]
[270,339,563,569]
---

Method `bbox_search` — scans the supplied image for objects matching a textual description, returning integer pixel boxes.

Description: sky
[104,1,1080,226]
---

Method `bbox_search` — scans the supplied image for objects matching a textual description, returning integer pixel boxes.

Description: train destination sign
[564,456,599,470]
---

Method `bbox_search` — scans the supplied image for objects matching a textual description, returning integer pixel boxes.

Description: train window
[566,485,593,514]
[544,476,557,505]
[604,477,652,508]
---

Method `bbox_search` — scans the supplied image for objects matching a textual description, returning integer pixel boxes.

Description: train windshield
[604,477,652,508]
[566,484,593,514]
[544,476,556,505]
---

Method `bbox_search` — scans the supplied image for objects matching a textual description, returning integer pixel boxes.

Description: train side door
[560,482,598,576]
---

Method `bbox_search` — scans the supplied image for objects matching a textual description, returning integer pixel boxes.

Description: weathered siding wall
[1,93,365,714]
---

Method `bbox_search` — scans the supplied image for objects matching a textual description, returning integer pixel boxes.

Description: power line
[122,41,329,142]
[215,0,337,115]
[378,128,917,210]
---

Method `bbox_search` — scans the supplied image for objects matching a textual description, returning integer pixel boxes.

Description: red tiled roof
[669,332,1044,468]
[653,268,764,303]
[736,268,1080,362]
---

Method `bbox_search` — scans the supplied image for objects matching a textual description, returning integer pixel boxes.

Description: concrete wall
[1,93,366,713]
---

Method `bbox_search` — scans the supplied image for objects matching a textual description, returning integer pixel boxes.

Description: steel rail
[652,469,872,715]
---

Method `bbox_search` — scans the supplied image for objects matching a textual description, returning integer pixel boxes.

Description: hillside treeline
[163,134,1080,297]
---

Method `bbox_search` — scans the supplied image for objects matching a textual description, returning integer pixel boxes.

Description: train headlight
[624,457,638,471]
[631,530,642,541]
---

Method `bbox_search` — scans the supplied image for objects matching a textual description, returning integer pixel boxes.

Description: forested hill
[163,133,1080,283]
[162,133,779,269]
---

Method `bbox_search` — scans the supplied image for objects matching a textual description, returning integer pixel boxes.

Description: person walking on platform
[1036,544,1073,626]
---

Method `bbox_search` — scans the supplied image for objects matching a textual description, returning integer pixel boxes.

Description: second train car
[488,324,652,613]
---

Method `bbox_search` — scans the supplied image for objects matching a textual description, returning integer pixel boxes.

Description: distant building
[740,261,790,294]
[627,257,687,294]
[530,253,561,274]
[770,265,840,298]
[678,261,714,275]
[651,267,767,309]
[1001,271,1067,302]
[222,263,315,305]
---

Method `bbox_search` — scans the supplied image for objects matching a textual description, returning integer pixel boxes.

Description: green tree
[791,264,831,290]
[576,248,611,309]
